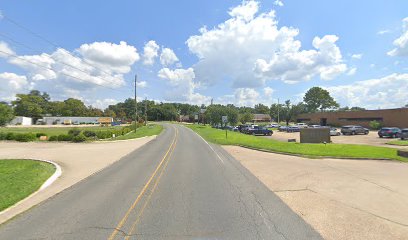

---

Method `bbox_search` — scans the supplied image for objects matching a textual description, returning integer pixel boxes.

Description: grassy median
[387,140,408,146]
[113,124,163,140]
[0,160,56,211]
[187,125,406,162]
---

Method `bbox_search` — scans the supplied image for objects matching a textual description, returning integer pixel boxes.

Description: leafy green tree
[269,103,284,122]
[254,103,269,114]
[12,92,46,118]
[0,103,14,126]
[61,98,88,116]
[239,112,254,124]
[303,87,339,112]
[205,104,238,126]
[280,100,307,126]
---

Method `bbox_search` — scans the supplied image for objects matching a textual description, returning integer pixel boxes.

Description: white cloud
[263,86,274,97]
[0,72,29,101]
[158,68,210,104]
[274,0,284,7]
[234,88,260,106]
[89,98,119,109]
[326,73,408,109]
[136,81,147,88]
[377,30,390,35]
[143,40,159,65]
[0,41,15,58]
[351,53,362,59]
[346,67,357,76]
[387,17,408,57]
[8,53,57,81]
[187,1,347,88]
[77,41,140,73]
[160,48,179,66]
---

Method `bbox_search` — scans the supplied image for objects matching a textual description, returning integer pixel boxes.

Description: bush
[83,130,97,138]
[96,131,112,139]
[14,133,36,142]
[68,128,81,136]
[0,132,6,140]
[57,134,73,141]
[72,133,87,142]
[6,132,15,140]
[369,120,382,130]
[36,133,48,138]
[48,136,58,141]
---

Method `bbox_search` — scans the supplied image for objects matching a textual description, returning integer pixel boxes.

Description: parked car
[296,123,308,128]
[232,126,239,132]
[400,128,408,140]
[308,125,322,128]
[238,124,250,133]
[341,125,369,135]
[278,126,288,131]
[246,126,273,136]
[378,127,401,138]
[267,123,280,128]
[286,126,300,132]
[330,128,341,136]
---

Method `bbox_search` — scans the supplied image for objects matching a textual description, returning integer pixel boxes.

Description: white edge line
[0,159,62,216]
[183,126,224,164]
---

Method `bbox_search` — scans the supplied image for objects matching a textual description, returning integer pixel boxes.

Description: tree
[303,87,339,112]
[239,112,253,124]
[254,103,269,114]
[61,98,88,116]
[12,92,46,118]
[0,103,14,126]
[205,104,238,126]
[280,100,307,126]
[270,103,284,123]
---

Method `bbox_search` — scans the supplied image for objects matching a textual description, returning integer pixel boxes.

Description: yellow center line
[124,129,178,239]
[107,126,178,240]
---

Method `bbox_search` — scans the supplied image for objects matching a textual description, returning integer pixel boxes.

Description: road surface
[0,124,322,239]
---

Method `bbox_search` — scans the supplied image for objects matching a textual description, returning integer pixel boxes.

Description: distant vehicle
[246,126,273,136]
[286,126,300,132]
[401,129,408,140]
[341,125,369,135]
[308,125,322,128]
[378,127,401,138]
[296,123,308,128]
[238,124,251,133]
[232,126,239,132]
[267,123,280,128]
[330,128,341,136]
[278,126,288,131]
[63,119,72,125]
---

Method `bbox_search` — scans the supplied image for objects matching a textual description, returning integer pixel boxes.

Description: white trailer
[9,117,33,126]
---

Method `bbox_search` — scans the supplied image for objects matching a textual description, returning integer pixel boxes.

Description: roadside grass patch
[0,160,56,211]
[387,140,408,146]
[113,124,163,140]
[187,125,406,162]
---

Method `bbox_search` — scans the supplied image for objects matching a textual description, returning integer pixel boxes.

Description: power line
[0,32,125,88]
[0,49,125,92]
[2,14,128,83]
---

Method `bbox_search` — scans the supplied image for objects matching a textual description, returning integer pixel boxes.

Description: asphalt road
[0,124,322,240]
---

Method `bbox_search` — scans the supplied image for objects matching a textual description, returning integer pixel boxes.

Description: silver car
[401,128,408,140]
[330,128,341,136]
[341,125,369,135]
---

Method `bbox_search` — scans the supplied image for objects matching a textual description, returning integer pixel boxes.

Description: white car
[330,128,341,136]
[309,125,322,128]
[296,123,308,128]
[267,123,280,128]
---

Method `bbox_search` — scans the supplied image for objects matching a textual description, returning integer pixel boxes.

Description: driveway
[224,146,408,240]
[0,136,156,225]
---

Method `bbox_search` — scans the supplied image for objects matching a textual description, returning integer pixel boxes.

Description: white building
[41,117,100,125]
[9,117,33,126]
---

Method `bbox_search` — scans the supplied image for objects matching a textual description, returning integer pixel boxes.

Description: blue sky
[0,0,407,109]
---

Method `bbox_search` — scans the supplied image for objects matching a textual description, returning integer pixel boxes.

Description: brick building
[296,108,408,129]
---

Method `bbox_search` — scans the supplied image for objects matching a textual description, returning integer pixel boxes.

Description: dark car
[401,129,408,140]
[247,126,273,136]
[278,126,288,132]
[378,127,401,138]
[286,126,300,132]
[238,124,250,133]
[341,125,369,135]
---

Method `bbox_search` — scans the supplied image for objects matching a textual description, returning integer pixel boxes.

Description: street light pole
[134,74,138,133]
[277,98,280,124]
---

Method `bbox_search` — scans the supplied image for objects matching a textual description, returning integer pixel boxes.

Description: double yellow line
[108,127,178,240]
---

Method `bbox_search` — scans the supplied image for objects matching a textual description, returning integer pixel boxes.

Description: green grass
[0,160,56,211]
[387,140,408,146]
[0,126,123,137]
[113,124,163,140]
[187,125,407,162]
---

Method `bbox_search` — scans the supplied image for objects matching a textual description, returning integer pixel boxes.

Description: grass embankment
[187,125,406,162]
[387,140,408,146]
[0,160,55,211]
[113,124,163,140]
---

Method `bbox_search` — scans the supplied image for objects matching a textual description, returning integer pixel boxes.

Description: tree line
[0,87,371,126]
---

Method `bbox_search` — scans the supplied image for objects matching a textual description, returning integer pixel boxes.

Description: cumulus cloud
[347,67,357,76]
[351,53,362,59]
[160,48,179,66]
[0,72,29,101]
[187,1,347,88]
[0,41,15,58]
[157,68,210,104]
[387,17,408,57]
[143,40,159,65]
[274,0,284,7]
[263,86,274,97]
[326,73,408,109]
[89,98,119,109]
[136,81,147,88]
[234,88,260,106]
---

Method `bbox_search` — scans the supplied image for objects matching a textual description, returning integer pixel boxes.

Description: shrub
[96,131,112,139]
[57,134,73,141]
[369,120,382,130]
[72,133,87,143]
[6,132,15,140]
[14,133,36,142]
[83,130,97,138]
[48,136,58,141]
[68,128,81,136]
[36,133,48,138]
[0,132,6,140]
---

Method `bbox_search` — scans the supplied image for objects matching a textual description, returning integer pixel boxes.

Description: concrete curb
[0,159,62,216]
[97,135,158,143]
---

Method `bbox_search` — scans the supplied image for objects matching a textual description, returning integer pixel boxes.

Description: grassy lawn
[0,126,123,137]
[113,124,163,140]
[0,160,56,212]
[387,140,408,146]
[187,125,406,162]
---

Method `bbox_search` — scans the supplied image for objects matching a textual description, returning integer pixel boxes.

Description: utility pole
[277,98,280,124]
[145,97,147,126]
[134,74,138,133]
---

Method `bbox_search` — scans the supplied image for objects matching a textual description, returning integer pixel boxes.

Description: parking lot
[266,130,408,149]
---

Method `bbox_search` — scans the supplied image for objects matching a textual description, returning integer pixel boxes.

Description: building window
[338,117,383,122]
[297,118,311,122]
